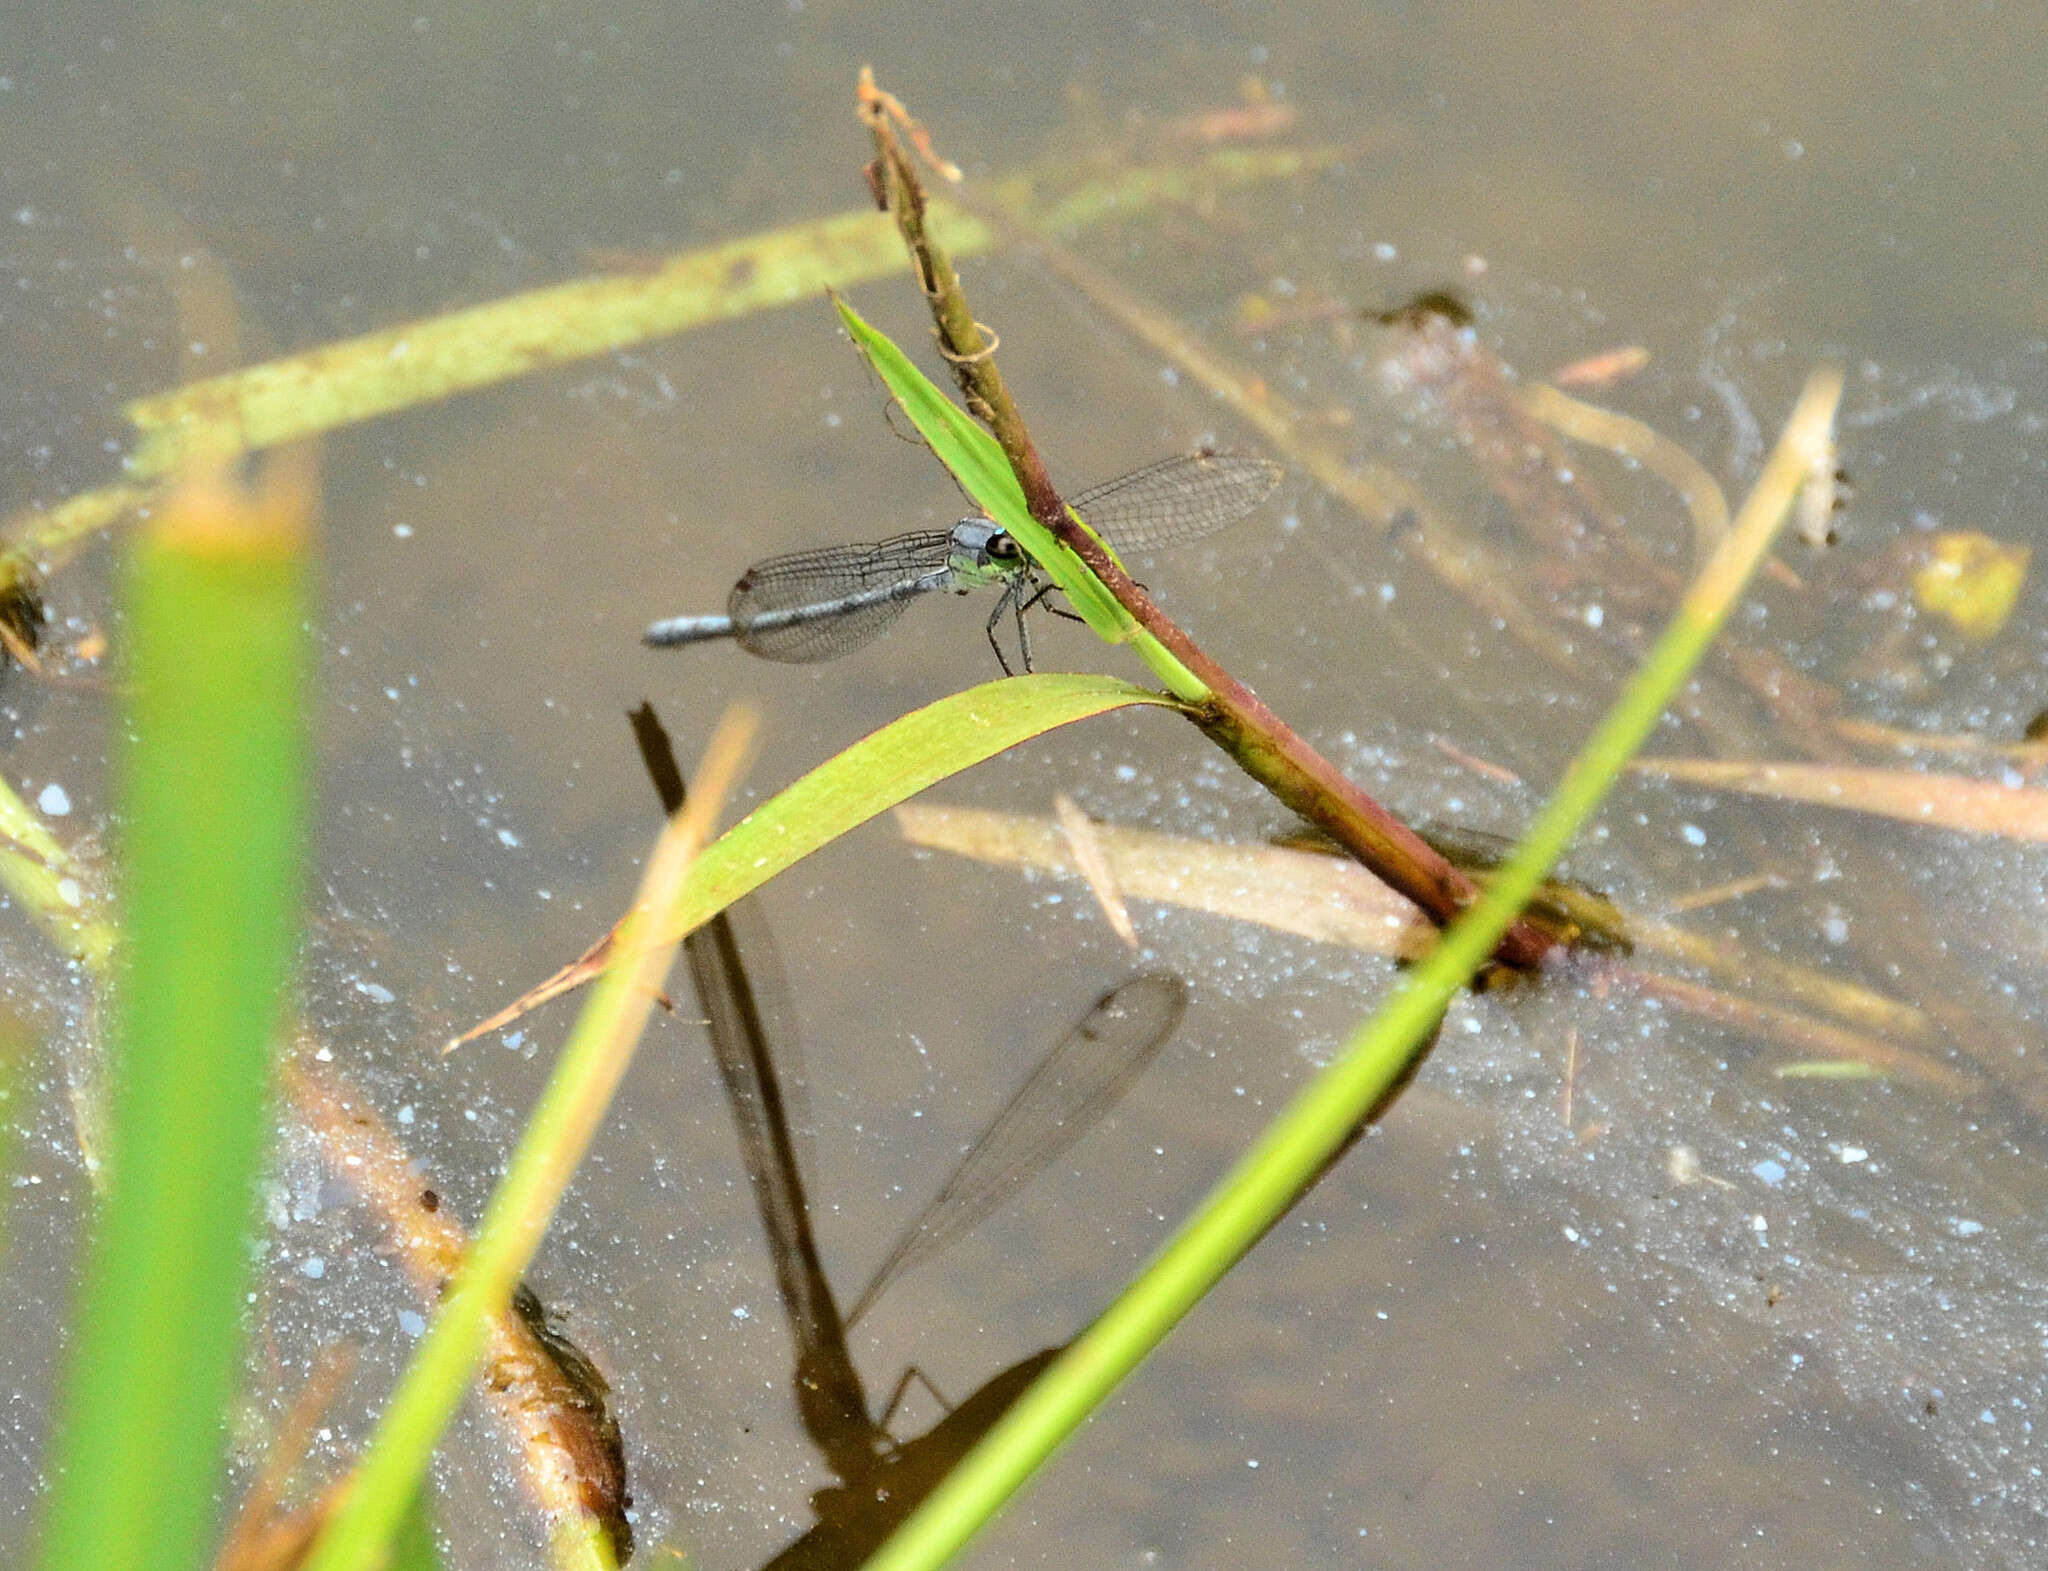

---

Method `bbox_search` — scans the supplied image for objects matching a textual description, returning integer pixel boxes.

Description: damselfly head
[946,517,1029,585]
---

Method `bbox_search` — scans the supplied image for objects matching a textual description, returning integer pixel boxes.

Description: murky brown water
[4,2,2047,1566]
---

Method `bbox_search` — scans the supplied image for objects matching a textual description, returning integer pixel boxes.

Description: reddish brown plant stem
[857,74,1554,967]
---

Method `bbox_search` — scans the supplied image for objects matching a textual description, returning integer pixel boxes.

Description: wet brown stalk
[855,74,1554,969]
[286,1055,634,1562]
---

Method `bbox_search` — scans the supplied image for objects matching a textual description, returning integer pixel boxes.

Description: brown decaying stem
[285,1055,633,1562]
[854,73,1554,969]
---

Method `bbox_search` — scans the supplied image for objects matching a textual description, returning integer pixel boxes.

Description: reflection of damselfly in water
[837,973,1187,1330]
[629,706,1191,1568]
[759,975,1188,1571]
[643,451,1281,673]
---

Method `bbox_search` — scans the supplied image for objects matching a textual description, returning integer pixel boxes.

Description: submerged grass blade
[894,802,1947,1076]
[36,461,312,1571]
[301,710,757,1571]
[123,210,971,482]
[895,801,1420,955]
[11,146,1335,565]
[1634,755,2048,841]
[855,367,1845,1571]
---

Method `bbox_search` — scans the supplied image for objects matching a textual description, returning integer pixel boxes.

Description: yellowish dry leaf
[894,802,1427,957]
[1635,755,2048,841]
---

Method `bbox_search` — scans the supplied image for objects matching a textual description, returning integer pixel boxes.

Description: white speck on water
[1160,367,1180,386]
[300,1256,326,1279]
[398,1309,427,1337]
[1751,1214,1769,1235]
[497,827,520,848]
[1822,913,1850,943]
[1584,603,1604,629]
[732,1304,751,1320]
[55,879,82,908]
[501,1030,525,1052]
[1752,1159,1787,1186]
[1563,1225,1581,1243]
[36,783,70,816]
[393,523,414,539]
[353,979,395,1004]
[1373,241,1397,261]
[1681,823,1707,846]
[1951,1217,1985,1238]
[1837,1145,1868,1164]
[396,1105,415,1125]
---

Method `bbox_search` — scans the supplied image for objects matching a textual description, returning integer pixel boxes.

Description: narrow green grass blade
[659,673,1179,940]
[834,300,1205,700]
[390,1486,444,1571]
[0,1011,32,1275]
[37,473,311,1571]
[303,676,1171,1571]
[855,369,1846,1571]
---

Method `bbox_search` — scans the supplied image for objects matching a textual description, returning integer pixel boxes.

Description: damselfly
[643,451,1281,672]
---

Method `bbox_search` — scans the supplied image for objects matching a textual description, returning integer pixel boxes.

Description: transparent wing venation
[727,528,955,662]
[1068,452,1283,552]
[844,972,1187,1325]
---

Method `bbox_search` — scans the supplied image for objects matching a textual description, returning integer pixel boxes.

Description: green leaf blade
[38,492,311,1571]
[669,672,1178,934]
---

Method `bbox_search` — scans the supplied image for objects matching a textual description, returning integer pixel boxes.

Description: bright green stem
[855,367,1844,1571]
[37,502,311,1571]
